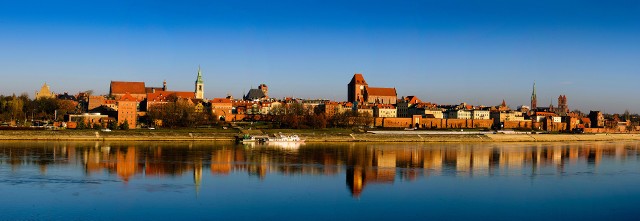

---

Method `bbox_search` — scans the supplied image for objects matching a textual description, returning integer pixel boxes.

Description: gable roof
[349,73,367,85]
[110,81,146,95]
[119,93,138,102]
[244,89,266,100]
[366,87,397,97]
[211,98,232,103]
[404,95,421,104]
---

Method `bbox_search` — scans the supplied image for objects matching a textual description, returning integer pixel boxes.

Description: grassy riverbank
[1,129,640,142]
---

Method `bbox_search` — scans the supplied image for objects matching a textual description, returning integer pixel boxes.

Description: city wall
[373,118,493,129]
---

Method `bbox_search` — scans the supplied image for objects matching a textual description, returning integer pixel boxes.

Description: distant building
[347,73,397,105]
[195,66,204,100]
[530,82,537,111]
[35,83,56,100]
[447,110,471,119]
[210,98,233,120]
[117,93,138,129]
[365,87,397,104]
[244,88,267,101]
[258,84,269,99]
[471,110,490,120]
[110,81,147,101]
[557,95,569,113]
[373,104,397,118]
[88,96,106,111]
[348,73,368,103]
[589,111,605,128]
[145,91,196,111]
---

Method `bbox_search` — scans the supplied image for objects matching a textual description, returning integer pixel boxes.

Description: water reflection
[1,141,639,197]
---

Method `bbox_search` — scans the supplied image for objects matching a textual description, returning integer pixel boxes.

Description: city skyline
[1,0,639,113]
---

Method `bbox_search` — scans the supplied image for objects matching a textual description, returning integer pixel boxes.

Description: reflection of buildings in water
[472,147,491,176]
[194,159,202,196]
[422,148,443,174]
[211,149,233,175]
[456,146,471,175]
[346,149,396,198]
[4,141,640,197]
[116,147,138,182]
[499,148,525,171]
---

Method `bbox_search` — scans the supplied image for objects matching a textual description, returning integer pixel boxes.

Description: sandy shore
[1,130,640,142]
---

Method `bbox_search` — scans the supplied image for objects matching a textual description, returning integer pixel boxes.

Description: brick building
[117,93,138,129]
[347,73,397,105]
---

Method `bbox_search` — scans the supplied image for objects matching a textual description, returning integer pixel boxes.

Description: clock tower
[195,66,204,99]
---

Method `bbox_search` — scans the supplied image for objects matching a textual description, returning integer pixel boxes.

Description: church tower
[530,82,537,111]
[195,66,204,99]
[348,73,368,103]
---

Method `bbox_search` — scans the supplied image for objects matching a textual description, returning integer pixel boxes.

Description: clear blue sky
[0,0,638,113]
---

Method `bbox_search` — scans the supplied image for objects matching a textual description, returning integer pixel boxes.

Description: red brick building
[117,93,138,129]
[347,73,397,105]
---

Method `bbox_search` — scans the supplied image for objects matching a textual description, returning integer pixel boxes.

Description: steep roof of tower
[349,73,367,85]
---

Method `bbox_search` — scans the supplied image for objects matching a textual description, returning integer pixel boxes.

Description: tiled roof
[405,95,421,104]
[119,93,138,102]
[110,81,146,94]
[366,87,396,97]
[211,98,232,103]
[145,87,165,93]
[147,91,195,102]
[349,73,367,85]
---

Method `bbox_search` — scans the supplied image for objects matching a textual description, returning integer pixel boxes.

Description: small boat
[265,134,305,143]
[236,134,269,143]
[237,134,258,143]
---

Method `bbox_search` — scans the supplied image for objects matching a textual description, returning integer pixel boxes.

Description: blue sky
[0,0,638,113]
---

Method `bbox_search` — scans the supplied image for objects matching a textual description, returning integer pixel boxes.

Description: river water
[1,141,639,220]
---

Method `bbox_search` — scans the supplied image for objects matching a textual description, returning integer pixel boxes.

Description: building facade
[117,93,138,129]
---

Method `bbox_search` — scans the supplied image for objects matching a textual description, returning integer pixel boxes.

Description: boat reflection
[1,141,639,197]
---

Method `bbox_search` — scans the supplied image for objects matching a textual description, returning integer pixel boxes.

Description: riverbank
[1,130,640,142]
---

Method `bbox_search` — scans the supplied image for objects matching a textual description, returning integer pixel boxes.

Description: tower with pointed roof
[530,82,537,111]
[348,73,368,103]
[195,66,204,99]
[35,82,56,100]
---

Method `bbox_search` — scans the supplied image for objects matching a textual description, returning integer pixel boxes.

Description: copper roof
[110,81,146,94]
[366,87,397,97]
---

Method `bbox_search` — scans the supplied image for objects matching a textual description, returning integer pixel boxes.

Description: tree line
[269,103,373,129]
[0,94,79,125]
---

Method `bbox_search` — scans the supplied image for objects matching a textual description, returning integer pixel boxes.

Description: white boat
[265,134,305,143]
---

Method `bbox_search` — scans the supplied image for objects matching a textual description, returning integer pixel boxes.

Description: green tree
[77,120,86,129]
[120,119,129,130]
[108,121,117,130]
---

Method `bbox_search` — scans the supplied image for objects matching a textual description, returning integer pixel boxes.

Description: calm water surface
[1,141,640,220]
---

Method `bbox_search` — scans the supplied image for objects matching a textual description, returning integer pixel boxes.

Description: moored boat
[265,134,305,143]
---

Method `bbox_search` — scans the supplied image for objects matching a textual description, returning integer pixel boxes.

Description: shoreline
[1,130,640,142]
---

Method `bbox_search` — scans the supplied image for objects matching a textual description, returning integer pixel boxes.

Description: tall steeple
[530,82,537,111]
[195,66,204,99]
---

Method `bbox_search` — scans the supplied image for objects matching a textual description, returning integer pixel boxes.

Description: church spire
[195,65,204,99]
[531,81,537,110]
[196,65,203,84]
